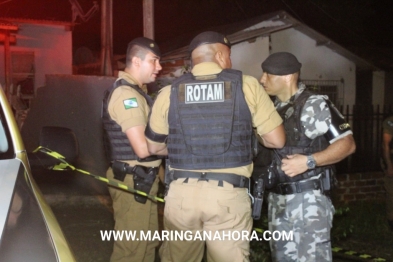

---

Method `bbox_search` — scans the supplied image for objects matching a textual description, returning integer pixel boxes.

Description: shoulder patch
[123,98,138,109]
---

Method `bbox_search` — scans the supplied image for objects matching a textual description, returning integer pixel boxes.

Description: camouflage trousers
[268,189,335,262]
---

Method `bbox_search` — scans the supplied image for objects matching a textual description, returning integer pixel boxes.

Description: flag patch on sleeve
[123,98,138,109]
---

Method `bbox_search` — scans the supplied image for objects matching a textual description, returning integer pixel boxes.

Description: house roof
[0,20,18,30]
[0,17,75,31]
[160,10,378,71]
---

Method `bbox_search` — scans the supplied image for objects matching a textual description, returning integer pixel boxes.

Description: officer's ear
[131,56,141,68]
[214,50,225,68]
[283,74,295,84]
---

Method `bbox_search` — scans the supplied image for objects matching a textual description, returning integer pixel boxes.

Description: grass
[250,200,393,262]
[332,201,393,261]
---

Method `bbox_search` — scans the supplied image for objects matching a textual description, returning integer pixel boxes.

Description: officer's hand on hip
[281,154,308,177]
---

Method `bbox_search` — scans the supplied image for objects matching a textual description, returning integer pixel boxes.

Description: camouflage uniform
[268,186,335,262]
[268,84,345,262]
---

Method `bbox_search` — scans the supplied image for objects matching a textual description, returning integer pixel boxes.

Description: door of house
[11,51,35,99]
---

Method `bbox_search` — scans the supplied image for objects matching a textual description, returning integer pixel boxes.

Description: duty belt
[272,179,323,195]
[172,170,249,188]
[111,162,157,178]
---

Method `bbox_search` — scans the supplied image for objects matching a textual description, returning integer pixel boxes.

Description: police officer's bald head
[189,31,232,68]
[189,31,231,54]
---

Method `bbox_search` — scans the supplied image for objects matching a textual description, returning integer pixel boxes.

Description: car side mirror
[28,126,79,169]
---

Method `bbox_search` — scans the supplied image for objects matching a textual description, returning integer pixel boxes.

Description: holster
[321,167,338,195]
[112,160,128,182]
[133,165,158,204]
[164,159,174,196]
[252,161,278,190]
[111,160,158,204]
[252,177,265,220]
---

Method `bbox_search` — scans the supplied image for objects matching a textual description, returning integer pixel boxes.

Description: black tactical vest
[102,79,153,163]
[274,90,332,182]
[167,69,253,169]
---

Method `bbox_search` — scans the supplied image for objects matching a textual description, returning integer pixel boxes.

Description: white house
[0,18,73,98]
[158,11,383,109]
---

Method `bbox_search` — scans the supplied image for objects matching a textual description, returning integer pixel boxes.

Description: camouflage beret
[188,31,231,54]
[261,52,302,75]
[127,37,161,57]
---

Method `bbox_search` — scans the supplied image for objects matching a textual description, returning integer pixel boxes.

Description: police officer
[259,52,356,261]
[102,37,162,262]
[145,31,285,262]
[381,116,393,231]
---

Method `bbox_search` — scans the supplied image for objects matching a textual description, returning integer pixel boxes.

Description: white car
[0,86,76,261]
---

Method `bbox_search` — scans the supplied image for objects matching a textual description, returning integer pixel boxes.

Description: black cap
[188,31,231,54]
[261,52,302,75]
[128,37,161,57]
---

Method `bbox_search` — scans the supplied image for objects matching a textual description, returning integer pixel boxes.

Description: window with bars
[301,79,343,107]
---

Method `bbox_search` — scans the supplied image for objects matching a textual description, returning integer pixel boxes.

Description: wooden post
[4,30,11,99]
[143,0,154,39]
[100,0,113,76]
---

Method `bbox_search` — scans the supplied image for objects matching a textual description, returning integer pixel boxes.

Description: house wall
[372,71,385,106]
[0,23,72,90]
[158,28,365,110]
[231,36,269,79]
[21,74,115,194]
[385,71,393,106]
[158,58,190,89]
[335,171,385,203]
[158,37,270,89]
[270,28,356,108]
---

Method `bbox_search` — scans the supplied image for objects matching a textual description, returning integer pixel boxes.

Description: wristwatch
[306,154,316,169]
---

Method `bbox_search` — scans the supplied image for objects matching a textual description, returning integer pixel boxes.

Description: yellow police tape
[33,146,165,203]
[33,146,392,262]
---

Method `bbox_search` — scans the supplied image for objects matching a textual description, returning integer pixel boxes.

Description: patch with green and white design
[123,98,138,109]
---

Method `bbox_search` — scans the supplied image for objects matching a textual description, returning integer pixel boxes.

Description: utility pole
[99,0,153,76]
[4,30,11,99]
[100,0,113,76]
[143,0,154,39]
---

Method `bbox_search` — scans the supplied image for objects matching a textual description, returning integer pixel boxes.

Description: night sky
[1,0,392,69]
